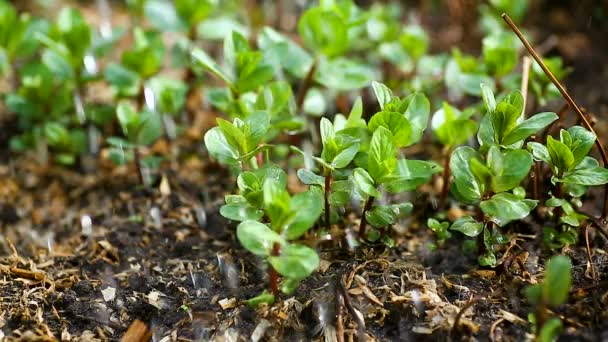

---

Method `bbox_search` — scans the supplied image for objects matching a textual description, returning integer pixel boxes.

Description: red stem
[268,243,281,296]
[324,170,331,232]
[358,196,375,240]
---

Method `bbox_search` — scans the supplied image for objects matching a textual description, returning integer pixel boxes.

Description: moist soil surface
[2,1,608,341]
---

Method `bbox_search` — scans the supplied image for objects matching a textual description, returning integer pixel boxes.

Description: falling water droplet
[83,54,98,76]
[150,207,162,229]
[81,215,93,236]
[345,228,359,251]
[96,0,113,39]
[217,254,239,290]
[190,270,197,288]
[194,206,207,228]
[47,233,54,254]
[88,124,100,155]
[302,140,314,170]
[72,90,86,125]
[144,85,156,112]
[162,115,177,140]
[411,289,424,314]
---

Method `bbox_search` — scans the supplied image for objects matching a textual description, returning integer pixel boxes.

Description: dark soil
[2,1,608,341]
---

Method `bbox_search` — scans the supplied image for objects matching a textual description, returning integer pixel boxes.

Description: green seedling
[220,164,286,222]
[107,101,162,185]
[450,144,537,265]
[295,111,361,232]
[148,76,187,139]
[350,81,438,240]
[237,178,323,300]
[427,218,451,245]
[352,125,438,240]
[203,111,271,170]
[191,30,274,103]
[478,85,558,150]
[525,255,572,342]
[528,126,608,247]
[448,86,556,265]
[7,61,78,165]
[105,27,164,104]
[0,0,47,88]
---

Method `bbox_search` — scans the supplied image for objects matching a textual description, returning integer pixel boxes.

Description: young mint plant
[528,126,608,247]
[348,81,438,240]
[203,111,271,170]
[7,61,75,165]
[478,85,558,150]
[525,255,572,341]
[450,144,538,265]
[107,101,162,185]
[191,31,274,103]
[148,76,187,139]
[237,178,323,300]
[220,164,286,222]
[104,27,164,103]
[0,0,47,88]
[352,125,439,241]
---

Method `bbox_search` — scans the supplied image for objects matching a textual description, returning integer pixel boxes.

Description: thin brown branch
[296,61,318,110]
[502,13,608,220]
[520,56,531,118]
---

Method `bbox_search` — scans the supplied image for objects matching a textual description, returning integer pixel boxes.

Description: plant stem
[503,13,608,221]
[296,60,317,111]
[268,242,281,296]
[358,196,375,240]
[324,168,332,232]
[134,146,145,185]
[531,158,540,201]
[184,24,199,121]
[439,147,452,209]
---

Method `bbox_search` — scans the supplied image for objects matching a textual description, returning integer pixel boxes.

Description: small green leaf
[245,291,275,308]
[285,189,323,239]
[543,255,572,307]
[538,318,563,342]
[501,112,558,146]
[450,146,483,203]
[315,57,374,90]
[298,7,347,57]
[368,126,397,182]
[191,47,233,86]
[547,136,574,173]
[560,167,608,186]
[366,205,395,227]
[527,142,550,163]
[489,148,533,193]
[371,81,393,110]
[236,220,284,256]
[480,193,538,227]
[368,111,412,147]
[269,244,319,280]
[220,203,264,222]
[402,92,430,145]
[481,83,496,113]
[567,126,595,167]
[297,169,325,186]
[450,216,484,237]
[352,168,380,198]
[204,127,239,165]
